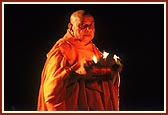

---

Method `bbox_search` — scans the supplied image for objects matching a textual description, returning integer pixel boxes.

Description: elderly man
[37,10,121,111]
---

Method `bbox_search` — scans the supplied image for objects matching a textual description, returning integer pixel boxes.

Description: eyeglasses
[78,23,94,29]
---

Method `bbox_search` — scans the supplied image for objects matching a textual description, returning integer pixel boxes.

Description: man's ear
[68,23,73,31]
[68,23,74,36]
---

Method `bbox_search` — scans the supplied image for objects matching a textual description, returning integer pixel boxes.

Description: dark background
[4,4,164,111]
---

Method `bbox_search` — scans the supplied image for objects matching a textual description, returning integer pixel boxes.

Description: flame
[92,55,98,63]
[102,51,109,59]
[113,54,120,62]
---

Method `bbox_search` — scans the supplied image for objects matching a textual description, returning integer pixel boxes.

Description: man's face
[72,15,95,44]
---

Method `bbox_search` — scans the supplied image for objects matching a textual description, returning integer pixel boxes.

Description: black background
[4,4,164,111]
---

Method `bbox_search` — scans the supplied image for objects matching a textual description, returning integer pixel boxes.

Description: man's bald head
[70,10,94,24]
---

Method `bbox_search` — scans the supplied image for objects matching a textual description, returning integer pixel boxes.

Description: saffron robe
[37,30,120,111]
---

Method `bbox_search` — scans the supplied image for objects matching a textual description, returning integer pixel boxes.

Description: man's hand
[110,58,123,73]
[70,62,81,71]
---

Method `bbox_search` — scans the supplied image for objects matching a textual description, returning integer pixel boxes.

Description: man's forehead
[81,15,94,22]
[74,16,94,25]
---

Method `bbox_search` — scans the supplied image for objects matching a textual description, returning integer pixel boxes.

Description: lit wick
[113,54,120,62]
[102,51,109,59]
[92,55,98,64]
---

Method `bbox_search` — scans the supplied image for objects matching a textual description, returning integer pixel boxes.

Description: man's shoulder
[57,39,72,50]
[55,38,77,65]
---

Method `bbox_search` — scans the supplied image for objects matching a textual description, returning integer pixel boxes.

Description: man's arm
[43,51,69,110]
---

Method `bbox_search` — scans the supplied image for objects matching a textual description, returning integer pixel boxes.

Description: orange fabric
[37,30,120,111]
